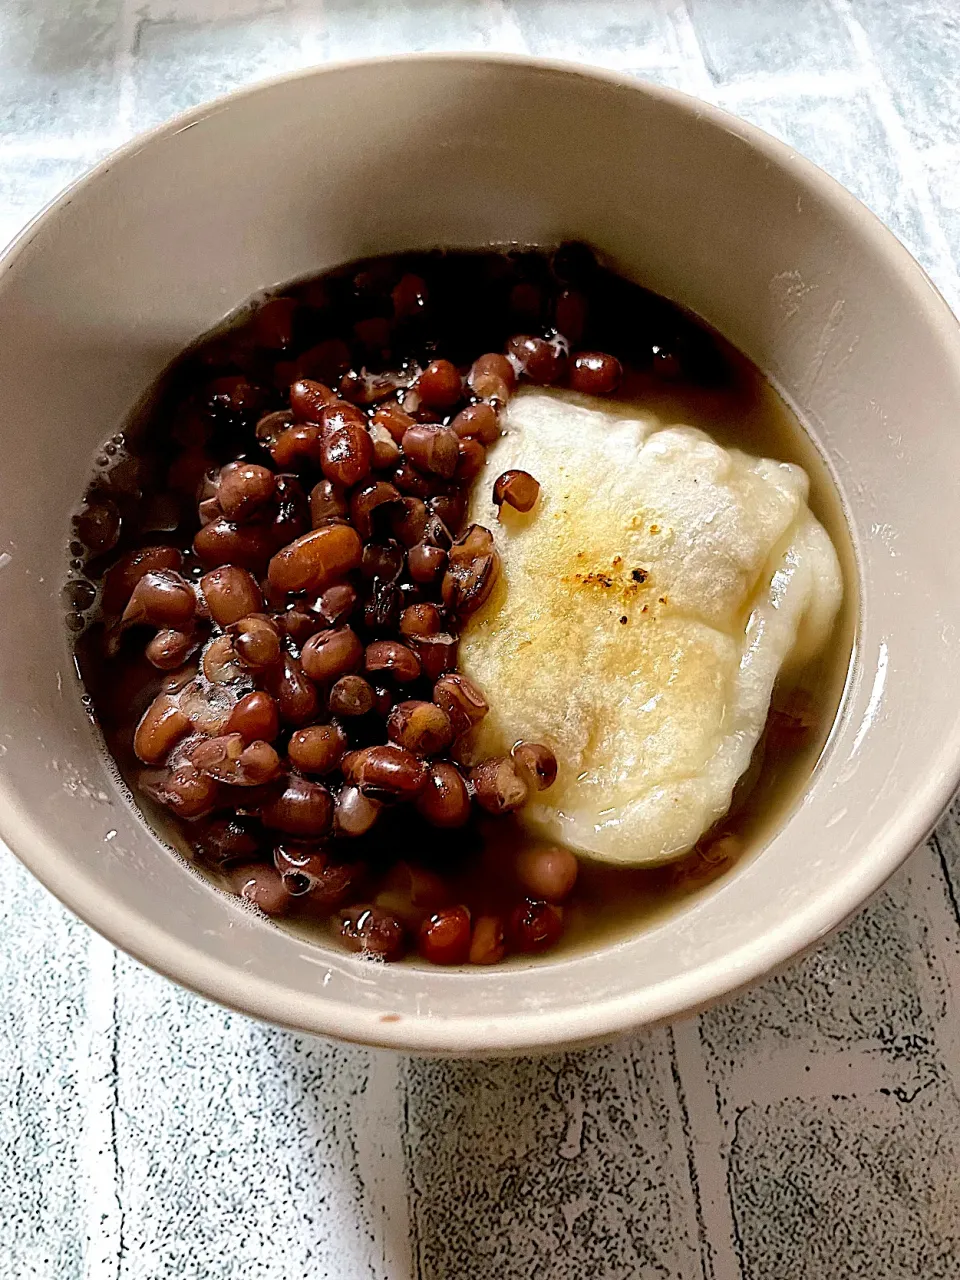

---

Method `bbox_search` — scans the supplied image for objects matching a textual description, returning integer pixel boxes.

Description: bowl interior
[1,57,959,1053]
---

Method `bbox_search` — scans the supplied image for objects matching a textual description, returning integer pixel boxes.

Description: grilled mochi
[458,387,843,867]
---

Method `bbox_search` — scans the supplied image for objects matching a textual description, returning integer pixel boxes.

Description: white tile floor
[4,3,960,1276]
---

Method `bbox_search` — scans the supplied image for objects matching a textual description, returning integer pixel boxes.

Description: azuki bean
[419,905,471,965]
[470,756,529,814]
[432,672,488,737]
[288,723,348,775]
[133,694,191,764]
[371,401,416,444]
[145,760,220,819]
[350,481,402,540]
[441,525,500,616]
[427,492,466,534]
[194,517,274,572]
[230,863,291,916]
[122,570,196,630]
[415,359,462,410]
[217,462,276,522]
[506,334,567,385]
[407,633,458,681]
[363,578,402,632]
[266,653,320,725]
[255,409,294,448]
[267,524,363,594]
[361,540,404,583]
[225,690,280,743]
[202,633,245,685]
[341,744,428,799]
[329,674,376,718]
[407,542,447,585]
[451,402,500,444]
[468,353,517,398]
[191,734,282,786]
[392,460,434,498]
[75,498,121,555]
[261,777,333,836]
[194,816,260,868]
[315,582,357,627]
[309,478,350,527]
[369,421,402,470]
[334,785,382,837]
[276,847,361,908]
[102,546,183,616]
[201,566,265,628]
[230,614,282,671]
[300,627,363,683]
[468,915,506,965]
[270,423,324,468]
[455,437,486,482]
[340,905,406,961]
[516,846,578,903]
[415,761,470,827]
[389,496,427,547]
[511,741,558,791]
[387,701,454,755]
[401,424,460,479]
[508,898,564,953]
[493,470,540,515]
[399,602,443,639]
[569,351,622,395]
[320,404,373,488]
[145,628,195,670]
[289,378,337,422]
[365,640,421,684]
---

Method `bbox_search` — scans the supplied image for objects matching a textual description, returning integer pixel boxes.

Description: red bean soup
[69,247,855,968]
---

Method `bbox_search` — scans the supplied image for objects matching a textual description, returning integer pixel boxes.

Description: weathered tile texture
[3,1,960,1277]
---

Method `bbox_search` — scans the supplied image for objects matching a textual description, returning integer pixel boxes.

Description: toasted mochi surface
[458,388,843,867]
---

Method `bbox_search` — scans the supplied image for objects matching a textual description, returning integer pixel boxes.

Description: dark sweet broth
[70,247,856,967]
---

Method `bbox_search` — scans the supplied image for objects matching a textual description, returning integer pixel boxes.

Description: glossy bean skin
[364,640,421,684]
[470,756,529,814]
[433,673,488,737]
[415,762,470,827]
[387,701,454,756]
[225,691,280,743]
[340,906,406,961]
[230,864,291,916]
[201,566,265,628]
[451,402,500,444]
[401,424,460,479]
[329,674,376,718]
[145,628,195,670]
[217,462,276,521]
[512,741,558,791]
[468,915,506,965]
[267,524,363,594]
[493,470,540,515]
[261,777,333,837]
[300,627,363,683]
[289,378,337,422]
[341,744,428,799]
[121,570,196,630]
[441,525,500,617]
[569,351,622,395]
[419,906,471,965]
[508,899,564,953]
[287,723,348,775]
[415,359,462,410]
[133,694,191,764]
[515,846,578,903]
[265,654,320,725]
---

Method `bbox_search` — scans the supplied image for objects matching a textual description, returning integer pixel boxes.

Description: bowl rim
[3,51,960,1054]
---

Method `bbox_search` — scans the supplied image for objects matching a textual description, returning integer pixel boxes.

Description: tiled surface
[3,2,960,1277]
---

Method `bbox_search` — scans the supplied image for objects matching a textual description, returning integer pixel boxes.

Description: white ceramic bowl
[2,55,959,1055]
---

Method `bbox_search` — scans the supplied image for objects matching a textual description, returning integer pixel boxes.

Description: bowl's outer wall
[1,58,959,1053]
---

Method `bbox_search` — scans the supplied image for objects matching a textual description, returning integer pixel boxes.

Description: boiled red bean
[275,845,361,909]
[192,733,282,786]
[390,496,428,547]
[451,402,500,444]
[309,478,350,527]
[432,672,488,737]
[470,756,529,814]
[300,627,363,683]
[145,628,195,670]
[229,614,282,671]
[200,566,265,628]
[392,460,434,498]
[365,640,421,684]
[399,602,443,638]
[441,525,500,616]
[371,401,417,444]
[217,462,276,522]
[554,288,588,345]
[516,846,578,903]
[428,492,465,532]
[225,690,280,743]
[75,498,121,555]
[102,546,183,616]
[194,816,260,868]
[469,915,506,965]
[133,694,191,764]
[206,375,266,420]
[142,760,220,820]
[271,423,324,468]
[289,377,337,422]
[194,517,273,572]
[407,632,458,681]
[122,570,196,630]
[512,741,558,791]
[334,785,382,837]
[407,542,447,585]
[266,653,320,725]
[419,905,471,965]
[288,723,348,775]
[455,438,486,482]
[267,524,363,594]
[506,334,566,384]
[341,744,428,799]
[230,864,291,916]
[202,633,245,685]
[508,899,564,953]
[493,470,540,515]
[255,409,294,449]
[329,674,376,718]
[369,421,401,470]
[569,351,622,395]
[320,403,373,487]
[415,761,470,827]
[387,701,454,755]
[261,777,333,836]
[351,480,402,540]
[401,424,459,479]
[468,353,517,398]
[415,359,462,409]
[340,906,406,961]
